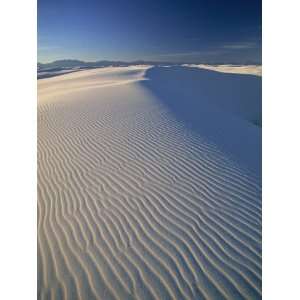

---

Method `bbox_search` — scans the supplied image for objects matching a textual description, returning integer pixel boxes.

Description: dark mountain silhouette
[37,59,177,71]
[38,59,261,71]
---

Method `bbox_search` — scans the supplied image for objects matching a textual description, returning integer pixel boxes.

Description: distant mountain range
[37,59,261,71]
[37,59,174,71]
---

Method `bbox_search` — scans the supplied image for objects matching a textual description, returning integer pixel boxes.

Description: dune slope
[183,64,262,77]
[38,66,261,300]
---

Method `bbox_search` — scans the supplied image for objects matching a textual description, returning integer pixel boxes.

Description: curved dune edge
[38,67,261,299]
[183,64,262,77]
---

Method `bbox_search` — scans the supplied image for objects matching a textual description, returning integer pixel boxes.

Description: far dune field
[38,65,262,300]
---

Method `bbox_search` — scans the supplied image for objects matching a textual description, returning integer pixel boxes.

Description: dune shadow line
[139,66,262,175]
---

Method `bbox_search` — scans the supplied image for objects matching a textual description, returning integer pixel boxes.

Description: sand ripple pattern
[38,72,261,300]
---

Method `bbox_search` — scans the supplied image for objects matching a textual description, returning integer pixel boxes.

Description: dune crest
[184,64,262,77]
[38,66,261,299]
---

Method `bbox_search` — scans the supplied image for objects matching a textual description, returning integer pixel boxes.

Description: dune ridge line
[38,66,261,299]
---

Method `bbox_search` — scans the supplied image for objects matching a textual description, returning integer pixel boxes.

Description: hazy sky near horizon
[38,0,261,63]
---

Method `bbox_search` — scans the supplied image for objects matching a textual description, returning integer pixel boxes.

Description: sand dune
[38,66,261,299]
[183,64,262,77]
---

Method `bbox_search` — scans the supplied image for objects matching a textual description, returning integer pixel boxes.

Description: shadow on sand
[139,66,262,175]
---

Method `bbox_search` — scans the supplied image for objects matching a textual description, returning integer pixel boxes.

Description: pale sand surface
[183,64,262,77]
[38,66,261,299]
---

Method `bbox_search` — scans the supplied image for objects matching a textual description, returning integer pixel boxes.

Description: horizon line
[38,58,262,66]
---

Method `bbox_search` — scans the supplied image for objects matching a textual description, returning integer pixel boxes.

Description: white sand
[38,66,261,299]
[183,64,262,76]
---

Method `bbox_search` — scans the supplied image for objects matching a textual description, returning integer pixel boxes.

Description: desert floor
[38,65,261,300]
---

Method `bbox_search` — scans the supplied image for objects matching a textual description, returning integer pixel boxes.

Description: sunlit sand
[38,66,261,299]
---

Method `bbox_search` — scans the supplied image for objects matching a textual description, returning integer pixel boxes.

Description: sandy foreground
[38,66,261,299]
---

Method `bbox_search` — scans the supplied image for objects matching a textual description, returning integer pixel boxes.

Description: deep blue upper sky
[38,0,261,63]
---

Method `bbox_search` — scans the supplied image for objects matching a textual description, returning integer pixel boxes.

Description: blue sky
[38,0,261,63]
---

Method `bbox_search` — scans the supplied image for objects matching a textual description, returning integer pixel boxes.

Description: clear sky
[38,0,261,64]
